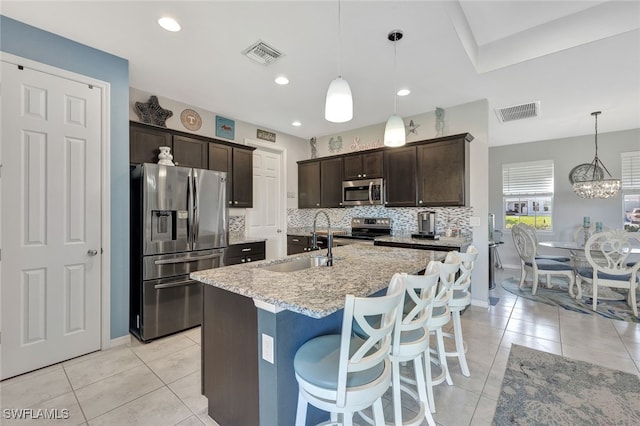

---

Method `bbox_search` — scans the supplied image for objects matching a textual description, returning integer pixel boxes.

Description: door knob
[87,249,98,256]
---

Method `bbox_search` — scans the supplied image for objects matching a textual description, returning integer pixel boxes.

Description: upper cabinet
[130,123,172,164]
[320,157,344,208]
[172,135,209,169]
[298,161,321,208]
[383,146,417,207]
[130,121,254,207]
[297,133,473,209]
[298,158,344,208]
[343,151,383,180]
[417,136,470,207]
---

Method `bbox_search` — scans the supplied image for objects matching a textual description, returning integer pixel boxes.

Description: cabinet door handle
[241,248,252,252]
[362,174,366,177]
[358,174,362,178]
[247,257,252,262]
[419,200,423,204]
[316,203,320,207]
[292,238,300,242]
[229,201,232,205]
[241,258,246,262]
[234,201,238,204]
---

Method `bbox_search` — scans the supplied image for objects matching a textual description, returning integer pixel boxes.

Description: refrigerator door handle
[154,280,197,290]
[187,173,193,248]
[193,174,200,245]
[154,253,223,265]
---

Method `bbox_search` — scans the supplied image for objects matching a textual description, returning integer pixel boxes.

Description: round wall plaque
[180,109,202,131]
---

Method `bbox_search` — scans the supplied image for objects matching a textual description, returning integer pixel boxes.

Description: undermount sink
[260,256,331,273]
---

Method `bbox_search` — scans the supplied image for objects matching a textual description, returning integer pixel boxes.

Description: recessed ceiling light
[158,17,181,32]
[292,121,302,127]
[275,76,289,85]
[397,89,411,96]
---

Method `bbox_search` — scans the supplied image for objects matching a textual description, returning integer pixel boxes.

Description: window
[622,151,640,231]
[503,160,554,231]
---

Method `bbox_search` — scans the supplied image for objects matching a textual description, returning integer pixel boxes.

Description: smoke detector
[495,101,541,123]
[242,40,283,65]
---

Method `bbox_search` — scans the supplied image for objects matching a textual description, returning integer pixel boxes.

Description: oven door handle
[154,253,222,265]
[368,182,373,204]
[154,280,198,290]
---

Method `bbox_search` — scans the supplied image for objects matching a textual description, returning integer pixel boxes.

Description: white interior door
[247,146,285,259]
[1,60,102,379]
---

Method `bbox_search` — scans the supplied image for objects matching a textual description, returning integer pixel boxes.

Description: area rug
[493,344,640,425]
[501,276,639,323]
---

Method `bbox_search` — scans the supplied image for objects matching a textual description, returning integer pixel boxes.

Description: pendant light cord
[393,34,397,114]
[337,0,342,77]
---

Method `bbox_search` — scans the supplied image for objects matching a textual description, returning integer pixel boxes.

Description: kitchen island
[191,244,446,426]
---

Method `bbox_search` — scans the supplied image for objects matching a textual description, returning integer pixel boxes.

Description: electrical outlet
[262,333,274,364]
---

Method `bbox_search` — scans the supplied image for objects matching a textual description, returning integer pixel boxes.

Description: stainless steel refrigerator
[130,163,227,342]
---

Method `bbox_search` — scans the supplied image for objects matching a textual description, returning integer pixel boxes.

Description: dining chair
[519,223,571,263]
[512,224,575,295]
[575,230,640,317]
[571,223,611,271]
[293,277,405,426]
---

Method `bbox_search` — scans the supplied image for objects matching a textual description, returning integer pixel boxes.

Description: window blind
[503,160,554,196]
[621,151,640,190]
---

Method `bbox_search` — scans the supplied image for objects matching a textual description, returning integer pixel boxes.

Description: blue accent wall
[1,15,130,339]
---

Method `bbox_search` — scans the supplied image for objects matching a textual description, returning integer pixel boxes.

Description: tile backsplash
[287,206,473,237]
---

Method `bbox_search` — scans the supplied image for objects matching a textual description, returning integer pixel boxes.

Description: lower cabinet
[225,241,266,265]
[287,235,331,255]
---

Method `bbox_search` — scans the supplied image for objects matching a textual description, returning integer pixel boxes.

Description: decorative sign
[257,129,276,142]
[215,116,235,140]
[349,136,383,152]
[180,109,202,131]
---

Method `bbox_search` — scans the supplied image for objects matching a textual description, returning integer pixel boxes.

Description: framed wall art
[215,116,235,140]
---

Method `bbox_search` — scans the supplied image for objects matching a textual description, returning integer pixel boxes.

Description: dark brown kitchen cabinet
[343,151,383,180]
[384,146,417,207]
[130,121,254,206]
[225,241,265,265]
[320,157,344,207]
[417,136,471,207]
[232,148,253,208]
[208,143,253,208]
[129,123,172,164]
[298,161,321,208]
[172,135,208,169]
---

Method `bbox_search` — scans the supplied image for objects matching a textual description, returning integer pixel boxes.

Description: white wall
[311,99,491,307]
[489,128,640,269]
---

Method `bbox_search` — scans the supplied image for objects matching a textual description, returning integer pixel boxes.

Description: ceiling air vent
[495,101,540,123]
[242,40,283,66]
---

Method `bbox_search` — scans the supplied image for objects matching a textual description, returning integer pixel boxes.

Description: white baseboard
[109,334,132,348]
[471,299,489,309]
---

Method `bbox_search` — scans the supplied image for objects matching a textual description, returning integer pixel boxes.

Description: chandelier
[571,111,621,199]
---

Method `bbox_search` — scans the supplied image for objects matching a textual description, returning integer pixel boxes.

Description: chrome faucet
[312,210,333,266]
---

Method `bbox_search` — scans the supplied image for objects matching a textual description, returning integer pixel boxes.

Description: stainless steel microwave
[342,178,384,206]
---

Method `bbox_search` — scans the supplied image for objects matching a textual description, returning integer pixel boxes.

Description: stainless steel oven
[342,178,384,206]
[332,217,392,246]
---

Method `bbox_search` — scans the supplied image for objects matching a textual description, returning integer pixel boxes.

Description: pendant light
[384,30,406,147]
[572,111,621,199]
[325,0,352,123]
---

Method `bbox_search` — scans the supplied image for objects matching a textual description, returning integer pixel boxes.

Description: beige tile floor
[1,267,639,426]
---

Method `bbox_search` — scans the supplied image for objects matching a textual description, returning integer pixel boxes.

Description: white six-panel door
[247,147,285,259]
[1,60,102,379]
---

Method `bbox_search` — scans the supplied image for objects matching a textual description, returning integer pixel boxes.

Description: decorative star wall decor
[407,119,420,136]
[135,95,173,127]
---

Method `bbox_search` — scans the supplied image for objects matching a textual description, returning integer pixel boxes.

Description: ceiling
[2,1,639,146]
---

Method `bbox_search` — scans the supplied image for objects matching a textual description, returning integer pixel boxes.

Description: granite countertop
[191,245,445,319]
[228,236,267,245]
[374,235,471,248]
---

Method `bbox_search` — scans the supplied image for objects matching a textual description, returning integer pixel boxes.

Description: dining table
[538,240,640,300]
